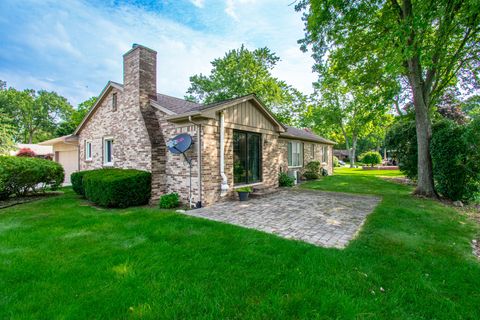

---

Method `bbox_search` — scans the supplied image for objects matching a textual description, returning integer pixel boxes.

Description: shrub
[16,147,36,157]
[386,120,418,179]
[359,151,383,167]
[303,161,321,180]
[83,168,151,208]
[71,170,91,196]
[236,186,253,193]
[0,156,64,199]
[279,172,295,187]
[333,156,340,167]
[431,120,480,202]
[159,193,180,209]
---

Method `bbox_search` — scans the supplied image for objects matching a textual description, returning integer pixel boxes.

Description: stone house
[73,44,335,207]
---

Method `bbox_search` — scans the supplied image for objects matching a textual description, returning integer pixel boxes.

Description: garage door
[57,150,78,185]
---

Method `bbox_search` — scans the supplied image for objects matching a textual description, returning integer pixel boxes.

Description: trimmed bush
[386,120,418,179]
[303,161,321,180]
[71,170,91,196]
[0,156,64,199]
[359,151,383,167]
[82,168,151,208]
[279,172,295,187]
[159,193,180,209]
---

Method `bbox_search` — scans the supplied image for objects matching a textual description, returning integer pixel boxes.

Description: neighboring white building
[39,135,79,185]
[9,144,53,157]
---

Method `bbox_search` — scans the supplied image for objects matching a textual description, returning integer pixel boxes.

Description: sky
[0,0,316,106]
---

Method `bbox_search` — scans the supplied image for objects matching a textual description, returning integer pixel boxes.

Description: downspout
[219,111,229,196]
[188,116,202,207]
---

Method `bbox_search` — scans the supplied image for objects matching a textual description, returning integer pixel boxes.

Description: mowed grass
[1,169,479,319]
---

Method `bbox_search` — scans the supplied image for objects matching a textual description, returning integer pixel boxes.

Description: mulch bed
[0,192,63,209]
[380,176,416,186]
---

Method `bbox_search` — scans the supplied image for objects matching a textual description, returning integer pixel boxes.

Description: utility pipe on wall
[188,116,202,207]
[219,111,229,196]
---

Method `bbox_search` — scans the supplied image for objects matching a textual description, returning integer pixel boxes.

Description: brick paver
[180,189,380,248]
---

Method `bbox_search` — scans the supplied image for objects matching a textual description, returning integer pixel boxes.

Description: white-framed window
[322,146,329,163]
[103,138,113,166]
[85,141,92,161]
[288,141,303,167]
[311,144,315,159]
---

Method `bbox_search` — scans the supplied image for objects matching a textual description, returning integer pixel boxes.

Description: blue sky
[0,0,316,106]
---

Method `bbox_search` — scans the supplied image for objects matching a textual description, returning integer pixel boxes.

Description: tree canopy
[56,96,97,137]
[185,45,307,125]
[296,0,480,196]
[0,82,74,143]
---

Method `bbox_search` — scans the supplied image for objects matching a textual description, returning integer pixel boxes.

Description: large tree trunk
[350,135,357,168]
[408,58,437,198]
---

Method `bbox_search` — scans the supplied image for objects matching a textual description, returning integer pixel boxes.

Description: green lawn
[1,168,479,319]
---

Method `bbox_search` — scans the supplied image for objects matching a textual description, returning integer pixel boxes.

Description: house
[73,44,335,206]
[9,144,53,158]
[334,149,349,161]
[38,135,79,185]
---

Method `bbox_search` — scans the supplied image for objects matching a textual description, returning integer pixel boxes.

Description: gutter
[188,116,203,207]
[219,111,229,196]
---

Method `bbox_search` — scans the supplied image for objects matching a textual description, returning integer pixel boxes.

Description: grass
[1,168,479,319]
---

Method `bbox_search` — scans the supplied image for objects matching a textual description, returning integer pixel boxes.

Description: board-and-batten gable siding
[223,100,276,132]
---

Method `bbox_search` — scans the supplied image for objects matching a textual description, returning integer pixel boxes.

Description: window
[311,144,315,159]
[233,131,262,185]
[112,93,117,111]
[322,146,329,163]
[103,138,113,165]
[288,141,303,167]
[85,141,92,161]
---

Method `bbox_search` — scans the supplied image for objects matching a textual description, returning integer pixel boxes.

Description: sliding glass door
[233,130,262,185]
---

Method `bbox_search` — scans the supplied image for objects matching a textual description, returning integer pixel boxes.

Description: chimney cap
[123,44,157,57]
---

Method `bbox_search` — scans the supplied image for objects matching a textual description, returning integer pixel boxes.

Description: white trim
[103,137,114,166]
[233,182,263,190]
[150,99,176,115]
[287,141,303,168]
[85,141,92,161]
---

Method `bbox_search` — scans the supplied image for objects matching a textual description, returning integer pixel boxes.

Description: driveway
[181,189,380,248]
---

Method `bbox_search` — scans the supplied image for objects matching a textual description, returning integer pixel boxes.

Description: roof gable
[74,81,123,135]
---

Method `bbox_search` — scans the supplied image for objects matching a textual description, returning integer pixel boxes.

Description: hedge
[81,168,151,208]
[71,171,89,196]
[0,156,64,200]
[159,193,179,209]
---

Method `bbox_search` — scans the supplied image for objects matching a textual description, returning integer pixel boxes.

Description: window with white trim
[322,146,329,163]
[103,138,113,165]
[85,141,92,161]
[288,141,303,167]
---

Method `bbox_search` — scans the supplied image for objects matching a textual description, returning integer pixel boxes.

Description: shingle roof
[280,126,336,145]
[156,93,201,114]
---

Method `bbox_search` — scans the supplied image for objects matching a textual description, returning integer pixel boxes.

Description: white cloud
[0,0,315,106]
[190,0,205,8]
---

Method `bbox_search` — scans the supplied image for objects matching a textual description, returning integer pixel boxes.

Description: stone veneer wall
[78,86,153,172]
[200,119,288,206]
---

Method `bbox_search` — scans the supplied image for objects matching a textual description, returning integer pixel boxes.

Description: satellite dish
[167,133,193,154]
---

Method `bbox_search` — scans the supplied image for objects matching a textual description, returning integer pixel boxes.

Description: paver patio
[181,189,381,248]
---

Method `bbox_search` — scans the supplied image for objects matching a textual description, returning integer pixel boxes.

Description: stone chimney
[123,44,157,108]
[123,44,165,202]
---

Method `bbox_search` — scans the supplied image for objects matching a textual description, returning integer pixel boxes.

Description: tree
[296,0,480,197]
[359,151,383,167]
[56,97,97,136]
[0,82,74,143]
[185,45,307,125]
[0,111,15,155]
[303,64,396,167]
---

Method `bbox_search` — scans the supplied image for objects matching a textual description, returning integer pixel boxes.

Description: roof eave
[74,81,124,135]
